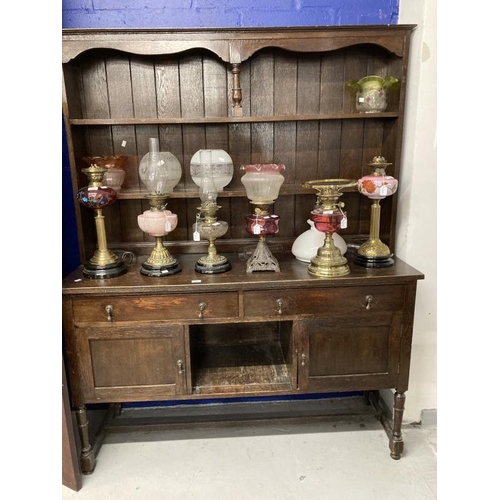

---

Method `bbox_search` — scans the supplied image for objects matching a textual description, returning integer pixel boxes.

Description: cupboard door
[298,313,402,392]
[75,324,187,403]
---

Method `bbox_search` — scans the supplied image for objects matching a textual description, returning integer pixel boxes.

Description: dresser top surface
[62,252,424,297]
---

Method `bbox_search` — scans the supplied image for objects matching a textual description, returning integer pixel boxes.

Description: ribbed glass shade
[240,164,285,203]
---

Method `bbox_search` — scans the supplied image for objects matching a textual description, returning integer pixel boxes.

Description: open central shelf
[190,321,294,395]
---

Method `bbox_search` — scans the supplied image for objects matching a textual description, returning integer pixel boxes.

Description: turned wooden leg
[76,406,97,474]
[390,391,406,460]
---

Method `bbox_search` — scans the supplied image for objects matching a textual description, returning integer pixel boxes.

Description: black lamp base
[140,260,182,277]
[83,259,127,279]
[354,253,395,268]
[195,260,232,274]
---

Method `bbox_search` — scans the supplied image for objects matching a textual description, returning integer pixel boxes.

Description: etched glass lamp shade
[190,149,233,192]
[240,163,285,273]
[137,137,182,277]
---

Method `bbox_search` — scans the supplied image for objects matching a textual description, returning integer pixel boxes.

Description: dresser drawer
[243,285,405,318]
[72,292,239,323]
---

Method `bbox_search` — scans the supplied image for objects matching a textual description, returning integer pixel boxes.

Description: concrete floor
[62,398,437,499]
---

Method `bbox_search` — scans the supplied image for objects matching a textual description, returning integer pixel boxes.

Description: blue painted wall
[62,0,399,276]
[62,1,399,28]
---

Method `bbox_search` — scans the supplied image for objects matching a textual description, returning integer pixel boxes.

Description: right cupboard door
[297,312,402,392]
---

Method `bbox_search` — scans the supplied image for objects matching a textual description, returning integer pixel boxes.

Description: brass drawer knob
[198,302,207,319]
[276,299,284,315]
[364,295,373,310]
[105,304,114,322]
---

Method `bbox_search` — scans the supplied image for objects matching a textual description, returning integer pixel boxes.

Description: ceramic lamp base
[83,259,127,279]
[354,253,395,268]
[140,260,182,277]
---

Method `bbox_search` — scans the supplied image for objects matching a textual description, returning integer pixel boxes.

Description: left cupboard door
[74,324,188,403]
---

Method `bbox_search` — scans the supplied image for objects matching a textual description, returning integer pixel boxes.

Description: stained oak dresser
[62,25,424,475]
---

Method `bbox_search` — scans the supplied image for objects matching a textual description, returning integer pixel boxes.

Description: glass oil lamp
[301,179,357,277]
[190,150,233,274]
[76,164,127,279]
[355,156,398,268]
[137,137,182,277]
[241,163,285,273]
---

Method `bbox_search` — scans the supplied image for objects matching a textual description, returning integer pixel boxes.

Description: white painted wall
[381,0,437,423]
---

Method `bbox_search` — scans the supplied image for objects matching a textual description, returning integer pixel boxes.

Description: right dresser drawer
[243,285,405,318]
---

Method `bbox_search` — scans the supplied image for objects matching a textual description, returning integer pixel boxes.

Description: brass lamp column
[355,156,398,268]
[302,179,357,277]
[76,165,127,279]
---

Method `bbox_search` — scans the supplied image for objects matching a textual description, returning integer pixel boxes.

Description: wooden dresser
[62,25,423,474]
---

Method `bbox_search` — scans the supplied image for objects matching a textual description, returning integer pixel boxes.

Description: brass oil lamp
[355,156,398,268]
[191,150,233,274]
[76,164,127,279]
[302,179,357,277]
[137,138,183,277]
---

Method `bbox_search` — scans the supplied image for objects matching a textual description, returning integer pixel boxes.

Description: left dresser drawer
[72,292,239,324]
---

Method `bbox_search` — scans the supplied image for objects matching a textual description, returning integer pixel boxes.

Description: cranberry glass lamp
[82,155,127,192]
[301,179,357,277]
[76,164,127,279]
[355,156,398,268]
[190,150,233,274]
[137,138,182,277]
[241,163,285,273]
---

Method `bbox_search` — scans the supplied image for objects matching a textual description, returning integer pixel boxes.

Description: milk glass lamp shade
[190,149,233,191]
[139,138,182,194]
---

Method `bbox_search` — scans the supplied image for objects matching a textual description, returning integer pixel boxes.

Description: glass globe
[139,138,182,194]
[190,149,233,192]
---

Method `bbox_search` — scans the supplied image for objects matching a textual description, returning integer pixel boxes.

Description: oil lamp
[190,150,233,274]
[241,163,285,273]
[301,179,357,277]
[137,138,182,277]
[76,164,127,279]
[355,156,398,268]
